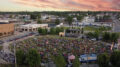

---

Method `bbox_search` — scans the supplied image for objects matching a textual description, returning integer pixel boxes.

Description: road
[0,32,37,64]
[112,16,120,32]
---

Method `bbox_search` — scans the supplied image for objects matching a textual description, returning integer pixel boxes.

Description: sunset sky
[0,0,120,11]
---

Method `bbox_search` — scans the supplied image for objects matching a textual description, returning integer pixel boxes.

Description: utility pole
[14,41,17,67]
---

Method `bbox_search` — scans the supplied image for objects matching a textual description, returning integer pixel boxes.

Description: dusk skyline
[0,0,120,11]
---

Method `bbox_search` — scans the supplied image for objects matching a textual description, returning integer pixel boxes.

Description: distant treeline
[0,11,120,15]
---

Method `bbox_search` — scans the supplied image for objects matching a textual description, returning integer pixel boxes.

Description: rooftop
[20,24,48,28]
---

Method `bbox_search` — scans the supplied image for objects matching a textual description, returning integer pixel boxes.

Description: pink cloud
[11,0,120,11]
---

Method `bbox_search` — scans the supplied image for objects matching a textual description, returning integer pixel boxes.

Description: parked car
[0,40,4,44]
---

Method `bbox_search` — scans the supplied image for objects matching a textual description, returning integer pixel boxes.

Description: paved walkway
[0,34,35,64]
[0,58,8,64]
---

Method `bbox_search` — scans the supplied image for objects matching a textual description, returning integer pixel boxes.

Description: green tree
[93,30,100,40]
[54,54,66,67]
[38,28,43,34]
[38,28,48,35]
[72,56,80,67]
[86,30,99,40]
[16,49,26,65]
[30,14,41,20]
[26,48,41,67]
[77,15,84,22]
[50,28,56,35]
[37,19,42,24]
[49,27,64,35]
[66,16,73,25]
[97,53,110,67]
[42,28,48,35]
[30,14,37,19]
[55,19,60,25]
[86,32,94,38]
[81,28,84,34]
[110,51,120,67]
[56,27,64,35]
[102,32,111,42]
[110,33,119,43]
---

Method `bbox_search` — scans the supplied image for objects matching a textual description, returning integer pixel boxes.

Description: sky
[0,0,120,11]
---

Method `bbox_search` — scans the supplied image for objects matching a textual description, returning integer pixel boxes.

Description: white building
[72,21,112,27]
[18,24,48,32]
[82,16,95,23]
[56,23,63,27]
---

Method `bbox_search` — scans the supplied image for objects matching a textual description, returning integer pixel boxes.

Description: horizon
[0,0,120,12]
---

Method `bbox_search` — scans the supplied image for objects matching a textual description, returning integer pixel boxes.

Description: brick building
[0,22,14,37]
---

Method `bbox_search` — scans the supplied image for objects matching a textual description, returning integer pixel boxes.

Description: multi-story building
[0,21,14,37]
[18,24,48,32]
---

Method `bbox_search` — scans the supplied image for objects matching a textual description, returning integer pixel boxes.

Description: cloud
[11,0,120,11]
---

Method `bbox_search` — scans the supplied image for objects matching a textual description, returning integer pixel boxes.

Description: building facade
[0,23,14,37]
[18,24,48,32]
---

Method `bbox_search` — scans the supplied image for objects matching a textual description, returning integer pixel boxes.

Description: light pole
[14,41,17,67]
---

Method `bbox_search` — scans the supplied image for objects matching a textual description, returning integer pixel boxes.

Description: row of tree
[95,15,112,22]
[65,15,85,25]
[86,31,119,43]
[16,48,41,67]
[51,53,80,67]
[97,51,120,67]
[16,49,80,67]
[102,32,119,43]
[38,27,64,35]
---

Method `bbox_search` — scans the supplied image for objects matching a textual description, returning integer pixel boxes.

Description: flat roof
[20,24,48,28]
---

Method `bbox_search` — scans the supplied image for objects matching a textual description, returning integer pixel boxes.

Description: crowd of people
[0,50,15,63]
[10,36,112,64]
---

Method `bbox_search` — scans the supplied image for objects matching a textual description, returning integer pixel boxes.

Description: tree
[16,49,26,65]
[55,19,60,25]
[26,48,41,67]
[97,53,110,67]
[86,30,99,40]
[77,15,84,22]
[50,28,56,35]
[66,16,73,25]
[38,28,48,35]
[38,28,42,34]
[102,32,119,43]
[49,27,64,35]
[81,28,84,34]
[102,32,111,42]
[42,28,48,35]
[53,54,66,67]
[110,51,120,67]
[30,14,37,19]
[72,56,80,67]
[86,32,94,38]
[93,30,100,40]
[30,14,41,20]
[37,19,42,24]
[110,33,119,43]
[56,27,64,35]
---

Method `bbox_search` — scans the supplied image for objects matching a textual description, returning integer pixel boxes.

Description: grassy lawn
[84,26,97,31]
[84,26,112,31]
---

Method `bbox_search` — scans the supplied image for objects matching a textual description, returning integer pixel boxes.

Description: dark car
[0,40,4,44]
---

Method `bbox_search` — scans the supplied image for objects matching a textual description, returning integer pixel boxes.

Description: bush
[38,28,48,35]
[110,51,120,67]
[52,54,66,67]
[72,56,80,67]
[97,53,110,67]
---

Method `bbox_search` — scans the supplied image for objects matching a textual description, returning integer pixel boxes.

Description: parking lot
[0,31,39,64]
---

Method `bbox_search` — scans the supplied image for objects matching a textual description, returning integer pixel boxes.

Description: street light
[14,40,17,67]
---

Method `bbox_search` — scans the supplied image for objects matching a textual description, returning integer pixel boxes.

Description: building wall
[0,23,14,37]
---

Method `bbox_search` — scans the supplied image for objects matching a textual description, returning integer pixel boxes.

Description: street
[112,16,120,32]
[0,32,38,64]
